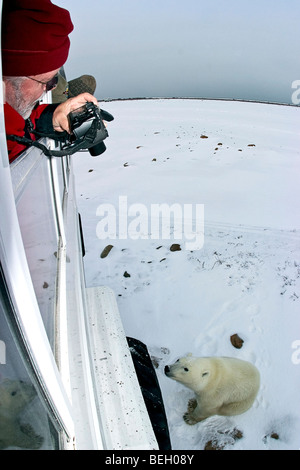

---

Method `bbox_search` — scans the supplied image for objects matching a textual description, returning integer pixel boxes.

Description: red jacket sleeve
[30,103,49,124]
[4,103,49,162]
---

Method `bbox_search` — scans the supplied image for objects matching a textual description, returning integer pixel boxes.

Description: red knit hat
[1,0,74,76]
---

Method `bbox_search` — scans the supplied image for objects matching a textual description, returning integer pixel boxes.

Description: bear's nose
[164,365,170,374]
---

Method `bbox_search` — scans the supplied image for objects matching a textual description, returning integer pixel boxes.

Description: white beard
[8,81,45,119]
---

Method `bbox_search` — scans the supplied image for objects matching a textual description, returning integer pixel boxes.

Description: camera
[66,102,114,156]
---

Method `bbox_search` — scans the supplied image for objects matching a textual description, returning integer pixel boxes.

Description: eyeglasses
[26,74,59,92]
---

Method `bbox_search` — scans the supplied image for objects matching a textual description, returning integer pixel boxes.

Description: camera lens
[89,141,106,157]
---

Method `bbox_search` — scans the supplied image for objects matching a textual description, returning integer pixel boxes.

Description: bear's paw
[183,411,199,425]
[187,398,197,413]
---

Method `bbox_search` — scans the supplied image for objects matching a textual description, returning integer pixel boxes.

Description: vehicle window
[0,279,59,450]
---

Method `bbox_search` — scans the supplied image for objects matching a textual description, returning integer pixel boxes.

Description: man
[1,0,98,162]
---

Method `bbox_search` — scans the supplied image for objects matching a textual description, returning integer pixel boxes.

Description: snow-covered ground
[73,99,300,450]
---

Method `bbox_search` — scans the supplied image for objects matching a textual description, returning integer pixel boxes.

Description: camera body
[67,102,114,156]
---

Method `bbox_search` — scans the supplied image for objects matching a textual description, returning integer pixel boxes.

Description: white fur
[165,355,260,424]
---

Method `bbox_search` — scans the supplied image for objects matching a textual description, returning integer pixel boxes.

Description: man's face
[7,68,60,119]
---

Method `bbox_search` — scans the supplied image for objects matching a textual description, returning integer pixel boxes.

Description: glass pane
[14,155,58,348]
[0,283,59,450]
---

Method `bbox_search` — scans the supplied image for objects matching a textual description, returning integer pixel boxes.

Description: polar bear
[0,379,43,449]
[164,355,260,424]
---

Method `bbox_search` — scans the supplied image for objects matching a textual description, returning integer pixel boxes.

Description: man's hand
[52,93,98,133]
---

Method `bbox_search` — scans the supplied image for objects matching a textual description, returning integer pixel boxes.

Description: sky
[58,0,300,104]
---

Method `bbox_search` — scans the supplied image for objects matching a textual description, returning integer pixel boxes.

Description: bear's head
[164,355,212,392]
[0,379,37,417]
